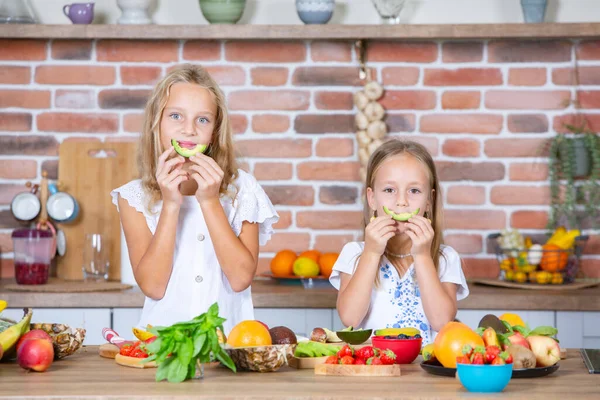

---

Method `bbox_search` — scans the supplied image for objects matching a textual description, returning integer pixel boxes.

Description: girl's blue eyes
[168,113,209,123]
[383,187,421,194]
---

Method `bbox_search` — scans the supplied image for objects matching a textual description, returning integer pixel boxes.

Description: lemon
[0,300,6,313]
[292,257,320,277]
[499,313,525,328]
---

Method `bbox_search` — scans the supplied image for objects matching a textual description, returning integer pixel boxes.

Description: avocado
[171,139,207,158]
[336,328,372,345]
[268,326,297,345]
[478,314,510,334]
[383,206,420,221]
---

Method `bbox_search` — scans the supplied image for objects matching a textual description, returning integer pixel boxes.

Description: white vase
[117,0,152,24]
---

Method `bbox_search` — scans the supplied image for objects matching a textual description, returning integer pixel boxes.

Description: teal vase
[199,0,246,24]
[520,0,547,23]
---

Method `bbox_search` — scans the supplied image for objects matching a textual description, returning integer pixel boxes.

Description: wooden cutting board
[99,343,119,359]
[57,141,138,281]
[315,364,401,376]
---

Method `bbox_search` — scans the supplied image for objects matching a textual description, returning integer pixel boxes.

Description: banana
[0,300,6,313]
[132,327,155,342]
[375,327,421,337]
[0,308,32,360]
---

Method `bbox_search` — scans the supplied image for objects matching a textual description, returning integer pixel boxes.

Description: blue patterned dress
[329,242,469,346]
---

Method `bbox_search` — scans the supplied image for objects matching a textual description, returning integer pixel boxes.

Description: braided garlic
[354,80,386,183]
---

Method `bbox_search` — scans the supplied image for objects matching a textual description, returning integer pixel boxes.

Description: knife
[102,327,135,349]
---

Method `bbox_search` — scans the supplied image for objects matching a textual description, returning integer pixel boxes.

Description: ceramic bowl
[456,363,512,393]
[296,0,334,24]
[199,0,246,24]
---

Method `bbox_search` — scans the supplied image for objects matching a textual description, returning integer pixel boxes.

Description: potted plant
[547,117,600,231]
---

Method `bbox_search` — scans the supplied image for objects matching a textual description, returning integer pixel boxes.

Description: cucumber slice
[171,139,207,158]
[383,206,420,221]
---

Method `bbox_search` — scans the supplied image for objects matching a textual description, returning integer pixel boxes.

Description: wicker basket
[489,233,588,285]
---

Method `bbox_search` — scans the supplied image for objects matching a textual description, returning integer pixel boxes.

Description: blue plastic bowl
[456,363,512,393]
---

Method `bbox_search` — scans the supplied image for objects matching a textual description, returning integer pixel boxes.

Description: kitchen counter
[0,348,596,399]
[1,279,600,311]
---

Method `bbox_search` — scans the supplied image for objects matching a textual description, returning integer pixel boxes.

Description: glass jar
[0,0,37,24]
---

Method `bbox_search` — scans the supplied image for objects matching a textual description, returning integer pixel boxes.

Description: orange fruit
[540,244,568,272]
[226,320,272,348]
[298,250,321,263]
[318,253,339,278]
[433,321,484,368]
[270,250,297,277]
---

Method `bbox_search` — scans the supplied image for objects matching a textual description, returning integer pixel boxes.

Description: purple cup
[63,2,95,24]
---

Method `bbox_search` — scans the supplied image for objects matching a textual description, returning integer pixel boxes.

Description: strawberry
[498,351,513,364]
[484,345,501,364]
[337,344,354,359]
[340,356,354,365]
[491,357,506,365]
[355,346,376,361]
[367,356,383,365]
[379,349,396,365]
[456,355,471,365]
[325,355,339,365]
[354,358,366,365]
[461,344,474,359]
[471,353,485,365]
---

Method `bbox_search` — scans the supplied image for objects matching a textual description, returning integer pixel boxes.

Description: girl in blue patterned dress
[329,140,469,345]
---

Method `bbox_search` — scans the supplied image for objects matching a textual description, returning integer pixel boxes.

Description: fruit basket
[489,229,588,285]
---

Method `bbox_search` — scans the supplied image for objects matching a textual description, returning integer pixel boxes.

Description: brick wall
[0,38,599,280]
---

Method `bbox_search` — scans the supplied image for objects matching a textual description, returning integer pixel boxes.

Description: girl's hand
[405,215,434,257]
[189,152,224,205]
[156,147,188,208]
[363,214,396,257]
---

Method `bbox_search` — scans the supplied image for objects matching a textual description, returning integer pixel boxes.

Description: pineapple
[30,323,86,359]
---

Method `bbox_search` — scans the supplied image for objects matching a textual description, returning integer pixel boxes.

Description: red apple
[507,332,530,350]
[17,338,54,372]
[256,321,269,331]
[16,329,53,354]
[526,335,560,367]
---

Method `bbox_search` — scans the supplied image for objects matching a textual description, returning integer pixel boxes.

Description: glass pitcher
[0,0,37,24]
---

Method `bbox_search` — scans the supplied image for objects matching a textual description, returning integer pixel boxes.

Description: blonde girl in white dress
[111,65,278,334]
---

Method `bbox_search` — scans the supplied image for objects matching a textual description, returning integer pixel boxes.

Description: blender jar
[11,229,53,285]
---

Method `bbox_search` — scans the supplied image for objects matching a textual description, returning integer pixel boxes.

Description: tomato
[119,344,133,357]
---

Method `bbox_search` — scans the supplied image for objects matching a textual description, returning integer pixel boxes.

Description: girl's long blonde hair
[363,139,445,282]
[138,64,239,210]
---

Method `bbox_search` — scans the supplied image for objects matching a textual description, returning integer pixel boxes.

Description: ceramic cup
[10,192,41,223]
[63,2,95,24]
[46,183,79,223]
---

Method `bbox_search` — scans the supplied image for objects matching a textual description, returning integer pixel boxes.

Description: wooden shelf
[2,23,600,40]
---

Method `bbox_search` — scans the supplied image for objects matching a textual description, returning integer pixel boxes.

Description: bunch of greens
[144,302,236,383]
[294,341,339,358]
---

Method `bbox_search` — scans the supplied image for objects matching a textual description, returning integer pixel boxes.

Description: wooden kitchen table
[0,348,598,399]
